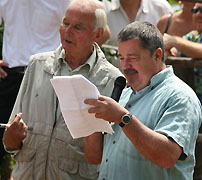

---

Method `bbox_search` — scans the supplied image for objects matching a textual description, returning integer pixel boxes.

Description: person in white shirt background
[102,0,173,46]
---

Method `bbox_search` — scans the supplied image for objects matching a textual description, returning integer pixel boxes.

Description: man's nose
[121,59,133,68]
[64,25,73,34]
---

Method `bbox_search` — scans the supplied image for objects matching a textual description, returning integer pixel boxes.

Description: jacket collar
[43,43,103,76]
[43,45,63,76]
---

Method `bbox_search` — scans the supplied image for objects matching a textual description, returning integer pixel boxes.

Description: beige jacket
[9,44,122,180]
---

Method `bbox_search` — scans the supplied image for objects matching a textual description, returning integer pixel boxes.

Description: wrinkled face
[118,39,161,91]
[59,5,97,59]
[192,3,202,33]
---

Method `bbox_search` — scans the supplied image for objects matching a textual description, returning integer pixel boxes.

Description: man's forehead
[118,38,140,48]
[66,2,95,16]
[118,52,138,57]
[64,8,95,25]
[65,6,95,21]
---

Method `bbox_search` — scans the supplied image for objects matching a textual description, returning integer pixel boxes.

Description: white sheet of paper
[50,74,114,139]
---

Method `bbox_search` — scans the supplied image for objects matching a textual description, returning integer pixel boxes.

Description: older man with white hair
[2,0,122,179]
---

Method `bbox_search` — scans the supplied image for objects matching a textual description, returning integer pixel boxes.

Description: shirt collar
[110,0,121,10]
[58,45,96,73]
[133,66,174,96]
[139,0,149,14]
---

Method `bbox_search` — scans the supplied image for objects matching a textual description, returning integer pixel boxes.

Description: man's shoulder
[28,50,57,72]
[30,51,55,62]
[96,55,122,78]
[160,73,199,103]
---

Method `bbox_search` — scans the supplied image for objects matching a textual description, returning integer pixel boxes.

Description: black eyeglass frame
[192,7,202,14]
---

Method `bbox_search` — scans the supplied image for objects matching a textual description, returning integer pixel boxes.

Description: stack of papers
[50,75,113,139]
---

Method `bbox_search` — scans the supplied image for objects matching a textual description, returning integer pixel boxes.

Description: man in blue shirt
[84,21,202,180]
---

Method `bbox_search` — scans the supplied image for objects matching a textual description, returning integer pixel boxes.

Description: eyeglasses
[192,7,202,14]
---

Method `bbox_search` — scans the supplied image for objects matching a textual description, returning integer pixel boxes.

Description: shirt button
[113,140,116,144]
[106,159,108,162]
[128,104,131,108]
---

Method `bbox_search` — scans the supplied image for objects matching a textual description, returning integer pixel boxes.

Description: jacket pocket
[58,158,98,179]
[12,147,36,180]
[79,162,98,179]
[14,147,36,162]
[58,158,78,174]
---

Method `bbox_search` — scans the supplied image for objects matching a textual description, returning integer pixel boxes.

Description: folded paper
[50,75,114,138]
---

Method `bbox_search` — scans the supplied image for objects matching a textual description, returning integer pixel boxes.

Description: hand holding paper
[50,75,113,139]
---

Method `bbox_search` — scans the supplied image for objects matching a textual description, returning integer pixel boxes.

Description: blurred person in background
[101,0,172,46]
[157,0,195,36]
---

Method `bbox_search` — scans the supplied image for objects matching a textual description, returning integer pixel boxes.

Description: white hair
[67,0,107,32]
[94,8,107,31]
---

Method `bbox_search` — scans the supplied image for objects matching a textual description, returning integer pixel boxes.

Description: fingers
[9,113,27,133]
[3,113,27,149]
[0,61,8,78]
[88,106,101,114]
[95,113,104,119]
[15,113,23,122]
[0,60,9,67]
[84,95,105,106]
[8,113,23,125]
[84,96,108,116]
[0,67,8,78]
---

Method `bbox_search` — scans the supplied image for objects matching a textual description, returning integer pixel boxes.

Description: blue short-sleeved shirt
[99,67,202,180]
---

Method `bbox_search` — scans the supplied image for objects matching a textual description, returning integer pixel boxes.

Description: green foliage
[167,0,178,5]
[0,153,13,180]
[101,47,118,63]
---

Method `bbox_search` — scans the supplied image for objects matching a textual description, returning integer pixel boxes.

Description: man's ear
[154,48,163,61]
[95,26,110,46]
[95,28,104,46]
[95,28,104,39]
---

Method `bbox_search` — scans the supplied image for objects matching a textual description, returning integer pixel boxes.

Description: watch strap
[119,113,132,127]
[119,122,125,127]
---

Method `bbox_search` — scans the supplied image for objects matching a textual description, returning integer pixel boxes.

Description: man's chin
[62,44,75,51]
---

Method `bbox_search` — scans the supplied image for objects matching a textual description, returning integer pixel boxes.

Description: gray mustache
[123,69,137,74]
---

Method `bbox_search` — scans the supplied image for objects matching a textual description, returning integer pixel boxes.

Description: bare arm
[163,33,202,59]
[0,60,8,78]
[157,14,170,35]
[84,95,182,168]
[84,132,104,164]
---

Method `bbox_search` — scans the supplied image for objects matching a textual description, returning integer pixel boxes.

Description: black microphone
[111,76,126,102]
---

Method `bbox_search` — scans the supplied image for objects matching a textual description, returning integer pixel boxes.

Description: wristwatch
[119,114,132,127]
